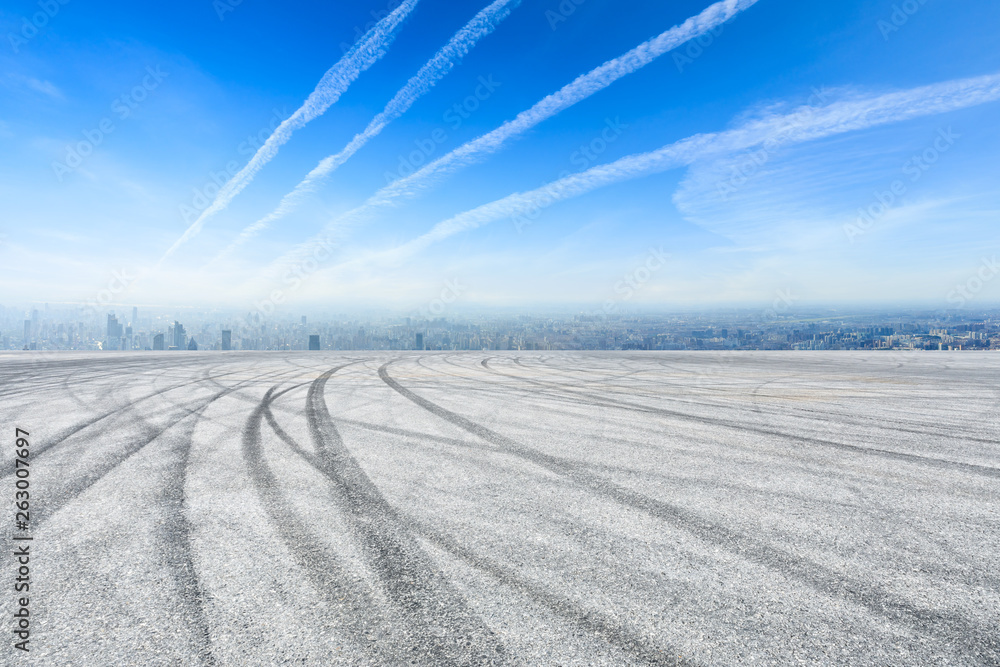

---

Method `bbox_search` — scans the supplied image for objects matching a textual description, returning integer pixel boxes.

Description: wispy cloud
[217,0,522,259]
[320,71,1000,274]
[375,0,760,200]
[4,73,63,100]
[259,0,761,274]
[22,77,63,99]
[157,0,421,263]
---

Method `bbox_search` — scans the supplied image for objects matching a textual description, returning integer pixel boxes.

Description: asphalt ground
[1,351,997,665]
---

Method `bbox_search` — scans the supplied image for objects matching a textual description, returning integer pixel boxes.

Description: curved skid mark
[152,409,219,666]
[243,383,402,664]
[0,356,209,400]
[24,366,291,535]
[409,518,698,667]
[1,364,247,478]
[294,365,507,664]
[480,358,1000,479]
[377,359,1000,662]
[0,364,297,663]
[544,355,1000,446]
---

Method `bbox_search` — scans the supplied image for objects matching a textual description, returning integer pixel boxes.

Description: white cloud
[327,72,1000,273]
[261,0,763,277]
[217,0,523,259]
[157,0,421,262]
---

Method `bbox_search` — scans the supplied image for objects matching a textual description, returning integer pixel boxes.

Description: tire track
[301,366,506,664]
[393,358,993,485]
[2,365,292,664]
[243,382,427,665]
[406,518,699,667]
[1,359,214,464]
[0,364,246,477]
[151,403,220,666]
[646,355,999,445]
[22,365,287,537]
[158,365,313,666]
[510,354,1000,446]
[479,358,1000,479]
[276,366,691,665]
[0,356,206,400]
[378,358,1000,665]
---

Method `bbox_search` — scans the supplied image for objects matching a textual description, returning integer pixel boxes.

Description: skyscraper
[221,330,232,351]
[415,332,423,350]
[171,321,186,350]
[23,320,30,346]
[308,334,320,350]
[106,314,124,350]
[152,333,164,350]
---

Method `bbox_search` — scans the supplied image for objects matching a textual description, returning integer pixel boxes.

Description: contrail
[217,0,521,260]
[246,0,761,273]
[158,0,420,264]
[374,0,760,203]
[318,72,1000,274]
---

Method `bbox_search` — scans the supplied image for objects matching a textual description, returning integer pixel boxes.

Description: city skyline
[7,301,1000,352]
[2,1,999,311]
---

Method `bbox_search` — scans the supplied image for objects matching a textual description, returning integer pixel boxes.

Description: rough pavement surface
[1,351,998,665]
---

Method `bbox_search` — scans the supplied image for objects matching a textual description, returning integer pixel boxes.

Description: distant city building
[171,321,186,350]
[131,306,138,325]
[301,315,307,326]
[5,308,1000,353]
[187,338,198,351]
[152,334,164,350]
[106,314,124,350]
[308,334,320,350]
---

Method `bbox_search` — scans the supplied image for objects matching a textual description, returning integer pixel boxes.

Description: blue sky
[1,0,999,312]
